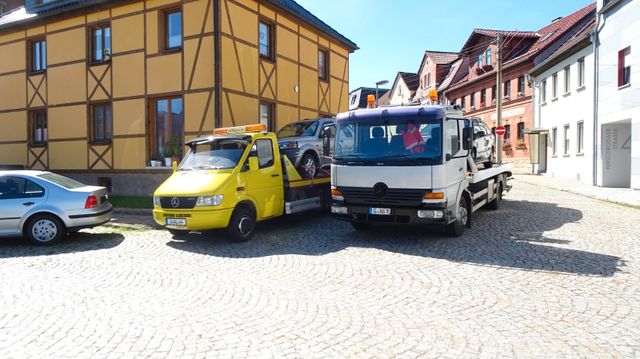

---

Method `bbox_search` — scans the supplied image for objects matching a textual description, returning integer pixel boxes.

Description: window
[30,110,47,146]
[163,9,182,50]
[446,119,460,156]
[259,21,273,60]
[470,92,475,107]
[551,127,557,156]
[318,49,328,80]
[564,66,570,93]
[260,102,274,131]
[485,48,491,66]
[518,76,525,94]
[461,95,466,110]
[427,73,431,87]
[504,79,511,98]
[577,121,584,154]
[480,89,486,106]
[0,177,44,200]
[578,57,585,87]
[542,80,547,102]
[517,122,525,140]
[552,73,558,98]
[254,139,274,168]
[90,24,111,62]
[563,124,570,155]
[504,124,511,140]
[91,103,113,143]
[30,39,46,72]
[618,47,631,87]
[423,74,427,89]
[477,54,482,68]
[151,97,183,160]
[491,85,496,102]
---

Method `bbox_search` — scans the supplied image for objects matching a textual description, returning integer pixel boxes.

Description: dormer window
[485,49,492,66]
[477,54,483,68]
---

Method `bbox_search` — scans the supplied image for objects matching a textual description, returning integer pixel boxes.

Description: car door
[320,123,336,159]
[0,176,46,236]
[245,138,284,219]
[472,120,486,159]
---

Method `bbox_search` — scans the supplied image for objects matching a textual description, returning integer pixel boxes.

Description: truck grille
[340,187,425,207]
[160,196,198,209]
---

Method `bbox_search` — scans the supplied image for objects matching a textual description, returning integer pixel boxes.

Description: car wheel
[483,147,494,168]
[226,206,256,242]
[351,222,372,231]
[445,197,468,237]
[26,214,65,246]
[299,152,319,178]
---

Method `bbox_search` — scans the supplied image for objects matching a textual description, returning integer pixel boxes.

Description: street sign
[495,125,506,136]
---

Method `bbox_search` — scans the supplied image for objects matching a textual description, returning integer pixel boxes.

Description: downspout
[592,11,604,186]
[214,0,222,128]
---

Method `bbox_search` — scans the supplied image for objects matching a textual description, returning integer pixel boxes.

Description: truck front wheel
[446,197,468,237]
[227,207,256,242]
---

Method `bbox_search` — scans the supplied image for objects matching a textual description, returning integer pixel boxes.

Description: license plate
[369,208,391,215]
[166,218,186,226]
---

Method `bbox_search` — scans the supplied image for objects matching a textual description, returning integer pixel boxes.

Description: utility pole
[496,33,503,164]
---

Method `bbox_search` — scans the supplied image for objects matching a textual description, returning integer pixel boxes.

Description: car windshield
[179,139,248,171]
[38,173,86,189]
[335,117,443,164]
[277,121,319,138]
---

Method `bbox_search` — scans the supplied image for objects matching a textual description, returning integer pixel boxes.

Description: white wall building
[531,22,595,184]
[595,0,640,189]
[388,72,419,106]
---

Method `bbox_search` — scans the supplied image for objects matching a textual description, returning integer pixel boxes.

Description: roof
[437,57,465,92]
[0,6,35,27]
[415,50,460,75]
[460,29,540,54]
[447,2,596,93]
[1,0,358,51]
[529,17,595,76]
[399,72,420,92]
[336,105,448,123]
[377,90,391,107]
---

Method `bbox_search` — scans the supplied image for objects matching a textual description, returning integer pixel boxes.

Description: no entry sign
[495,125,506,136]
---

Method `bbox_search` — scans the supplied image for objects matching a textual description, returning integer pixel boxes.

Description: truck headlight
[196,195,224,207]
[417,210,444,219]
[153,196,161,207]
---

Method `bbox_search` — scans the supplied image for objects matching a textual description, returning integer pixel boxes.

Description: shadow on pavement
[0,231,125,258]
[166,200,623,277]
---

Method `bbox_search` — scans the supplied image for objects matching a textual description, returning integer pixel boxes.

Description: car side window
[0,177,43,200]
[473,121,485,137]
[255,139,274,168]
[322,124,336,138]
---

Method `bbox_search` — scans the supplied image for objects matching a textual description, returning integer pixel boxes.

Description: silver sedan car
[0,171,112,245]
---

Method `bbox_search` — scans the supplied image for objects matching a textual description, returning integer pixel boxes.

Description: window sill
[29,143,47,148]
[260,55,275,63]
[576,85,586,92]
[551,155,558,158]
[563,154,570,158]
[89,59,111,66]
[563,91,571,97]
[28,70,46,76]
[319,77,329,83]
[541,101,547,106]
[576,152,584,157]
[90,140,112,146]
[618,83,631,90]
[160,47,182,55]
[551,97,558,102]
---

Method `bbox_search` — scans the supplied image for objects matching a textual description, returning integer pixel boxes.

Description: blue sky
[295,0,594,92]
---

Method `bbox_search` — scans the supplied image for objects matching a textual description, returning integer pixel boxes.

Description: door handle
[271,174,280,177]
[459,167,463,172]
[23,202,35,206]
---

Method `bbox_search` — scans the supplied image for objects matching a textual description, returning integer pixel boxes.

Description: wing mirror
[476,131,485,137]
[462,127,474,150]
[248,156,259,172]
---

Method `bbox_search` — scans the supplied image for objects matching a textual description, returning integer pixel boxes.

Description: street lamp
[375,80,389,108]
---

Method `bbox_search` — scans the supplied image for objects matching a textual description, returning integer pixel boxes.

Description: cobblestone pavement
[0,180,638,358]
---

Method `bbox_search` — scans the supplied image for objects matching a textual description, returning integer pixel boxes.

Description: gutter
[592,11,604,187]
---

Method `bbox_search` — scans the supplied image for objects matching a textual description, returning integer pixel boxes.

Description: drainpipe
[592,11,604,186]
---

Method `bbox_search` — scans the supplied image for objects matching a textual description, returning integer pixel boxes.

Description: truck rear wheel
[446,197,468,237]
[227,207,256,242]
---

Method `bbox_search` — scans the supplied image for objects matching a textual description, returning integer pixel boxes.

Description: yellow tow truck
[152,124,330,241]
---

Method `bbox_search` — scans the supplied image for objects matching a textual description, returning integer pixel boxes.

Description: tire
[483,147,494,169]
[25,214,65,246]
[486,183,502,210]
[445,197,469,237]
[351,222,372,231]
[299,152,319,179]
[226,206,256,242]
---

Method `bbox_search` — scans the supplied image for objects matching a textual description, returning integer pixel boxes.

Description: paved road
[0,180,638,358]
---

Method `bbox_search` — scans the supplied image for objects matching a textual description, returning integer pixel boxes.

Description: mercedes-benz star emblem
[373,182,388,199]
[171,197,180,208]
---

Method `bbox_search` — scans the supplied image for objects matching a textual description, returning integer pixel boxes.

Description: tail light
[85,195,98,209]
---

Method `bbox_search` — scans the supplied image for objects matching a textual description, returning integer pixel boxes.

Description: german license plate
[369,208,391,215]
[166,218,186,226]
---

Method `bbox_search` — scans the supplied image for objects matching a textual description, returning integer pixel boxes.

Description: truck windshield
[277,121,319,138]
[179,139,248,171]
[334,117,443,164]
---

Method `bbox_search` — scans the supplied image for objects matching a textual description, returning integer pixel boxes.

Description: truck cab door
[245,138,284,219]
[444,119,469,201]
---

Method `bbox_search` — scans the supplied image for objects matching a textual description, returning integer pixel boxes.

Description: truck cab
[330,105,511,236]
[153,124,330,241]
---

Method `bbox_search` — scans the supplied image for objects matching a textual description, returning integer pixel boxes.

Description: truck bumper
[153,207,234,231]
[331,204,451,225]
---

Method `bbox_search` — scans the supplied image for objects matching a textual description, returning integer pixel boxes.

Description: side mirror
[445,153,452,162]
[462,127,474,150]
[248,156,259,172]
[476,131,485,137]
